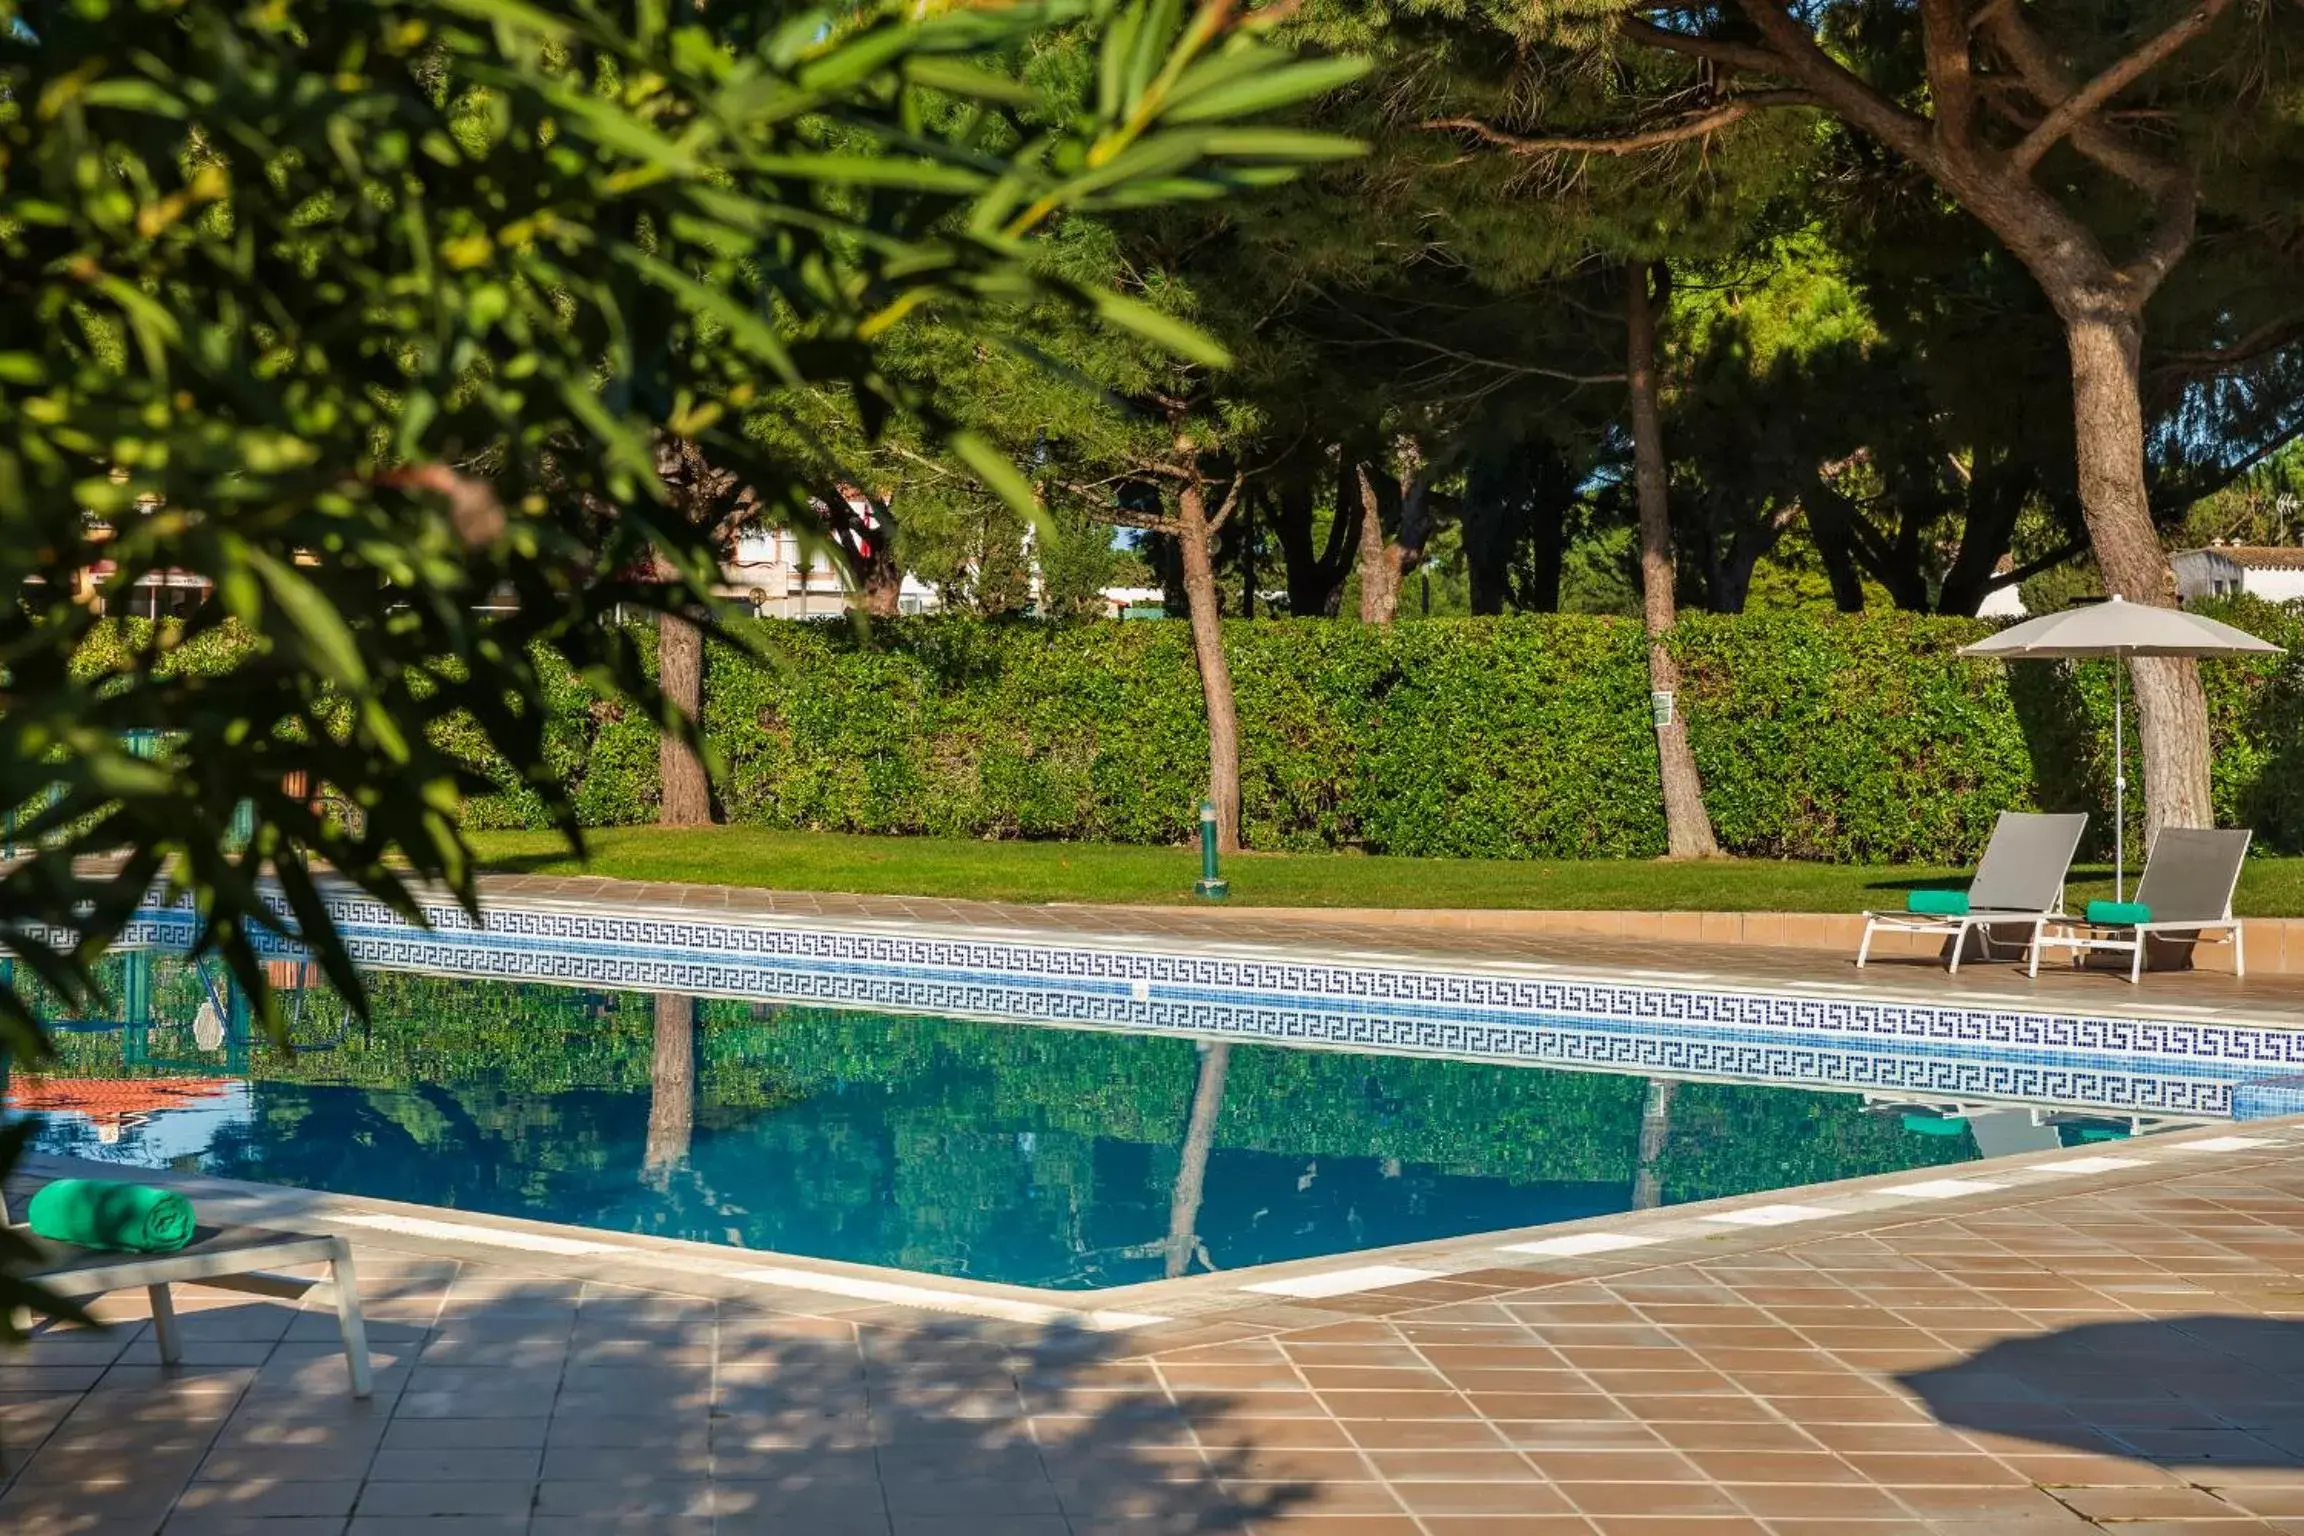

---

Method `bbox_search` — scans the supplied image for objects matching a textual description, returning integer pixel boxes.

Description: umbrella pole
[2114,655,2126,903]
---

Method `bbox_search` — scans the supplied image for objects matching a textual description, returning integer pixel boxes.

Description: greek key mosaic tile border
[117,891,2290,1117]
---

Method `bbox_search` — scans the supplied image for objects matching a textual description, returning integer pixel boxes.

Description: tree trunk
[1626,262,1721,860]
[1164,1041,1231,1279]
[854,494,902,619]
[656,608,713,827]
[1240,492,1257,619]
[1273,472,1356,617]
[1805,498,1868,612]
[643,991,697,1180]
[2062,305,2213,838]
[1178,484,1243,854]
[1631,1077,1675,1211]
[1933,457,2029,618]
[1355,465,1399,625]
[1526,487,1565,614]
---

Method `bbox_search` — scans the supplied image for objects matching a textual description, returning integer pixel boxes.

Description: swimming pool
[11,957,2165,1289]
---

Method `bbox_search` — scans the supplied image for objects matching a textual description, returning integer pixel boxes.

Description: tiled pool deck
[12,1122,2304,1535]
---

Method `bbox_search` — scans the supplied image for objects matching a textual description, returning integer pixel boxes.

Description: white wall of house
[2172,548,2304,604]
[1975,584,2027,619]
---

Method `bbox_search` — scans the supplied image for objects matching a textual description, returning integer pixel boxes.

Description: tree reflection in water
[20,962,1979,1290]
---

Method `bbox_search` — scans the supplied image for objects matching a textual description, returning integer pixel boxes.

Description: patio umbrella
[1958,595,2281,899]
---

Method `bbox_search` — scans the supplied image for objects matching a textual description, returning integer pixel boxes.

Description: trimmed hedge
[450,599,2304,864]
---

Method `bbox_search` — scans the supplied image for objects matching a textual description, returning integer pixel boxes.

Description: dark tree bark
[1164,1041,1231,1279]
[1804,498,1870,613]
[1463,441,1576,615]
[1271,469,1358,617]
[1626,263,1721,860]
[1240,492,1257,619]
[643,991,697,1180]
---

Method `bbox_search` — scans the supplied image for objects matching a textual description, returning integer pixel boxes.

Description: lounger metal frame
[2029,828,2252,985]
[1856,811,2090,974]
[3,1183,372,1397]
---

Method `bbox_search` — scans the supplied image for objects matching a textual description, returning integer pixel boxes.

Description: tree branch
[2122,168,2200,303]
[1981,5,2186,194]
[1731,0,1937,166]
[2009,0,2232,176]
[1918,0,1980,154]
[1422,92,1817,157]
[1991,538,2091,592]
[1207,475,1246,535]
[2153,311,2304,378]
[1617,16,1784,74]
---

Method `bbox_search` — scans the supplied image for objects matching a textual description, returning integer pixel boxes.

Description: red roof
[7,1077,237,1122]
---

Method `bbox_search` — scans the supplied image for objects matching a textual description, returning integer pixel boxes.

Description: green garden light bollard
[1194,798,1229,901]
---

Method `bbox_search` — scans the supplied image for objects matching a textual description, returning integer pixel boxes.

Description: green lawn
[464,825,2304,916]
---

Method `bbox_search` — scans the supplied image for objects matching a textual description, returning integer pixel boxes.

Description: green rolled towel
[26,1179,196,1254]
[2086,900,2153,926]
[1905,889,1970,916]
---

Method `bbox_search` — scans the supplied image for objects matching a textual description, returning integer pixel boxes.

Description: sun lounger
[3,1179,372,1397]
[2030,827,2252,984]
[1856,811,2088,972]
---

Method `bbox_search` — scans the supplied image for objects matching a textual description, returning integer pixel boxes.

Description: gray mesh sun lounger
[2030,827,2252,984]
[1856,811,2088,973]
[3,1179,372,1397]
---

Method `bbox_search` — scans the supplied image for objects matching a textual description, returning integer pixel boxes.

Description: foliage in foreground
[0,0,1360,1062]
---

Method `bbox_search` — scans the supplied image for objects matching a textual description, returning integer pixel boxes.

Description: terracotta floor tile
[1464,1394,1628,1422]
[1682,1450,1865,1485]
[1388,1482,1576,1516]
[1298,1367,1451,1392]
[1553,1480,1742,1518]
[1242,1516,1424,1535]
[1417,1519,1596,1535]
[1518,1450,1704,1483]
[1359,1448,1542,1482]
[1893,1483,2098,1520]
[1836,1451,2036,1486]
[1995,1450,2191,1485]
[1282,1346,1431,1369]
[1190,1417,1358,1450]
[2056,1485,2257,1519]
[1338,1419,1510,1452]
[1640,1422,1819,1454]
[1721,1480,1912,1519]
[1318,1390,1482,1421]
[1493,1422,1669,1453]
[1441,1373,1595,1398]
[1580,1520,1768,1536]
[2215,1485,2304,1517]
[1609,1395,1781,1426]
[1223,1478,1403,1515]
[1218,1448,1381,1483]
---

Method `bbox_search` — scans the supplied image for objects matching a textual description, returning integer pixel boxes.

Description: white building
[720,528,944,617]
[1975,583,2027,619]
[2171,545,2304,604]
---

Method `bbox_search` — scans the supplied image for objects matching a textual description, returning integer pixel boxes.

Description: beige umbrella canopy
[1959,595,2283,898]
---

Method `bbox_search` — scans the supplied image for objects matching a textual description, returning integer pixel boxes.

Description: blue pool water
[10,957,2137,1290]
